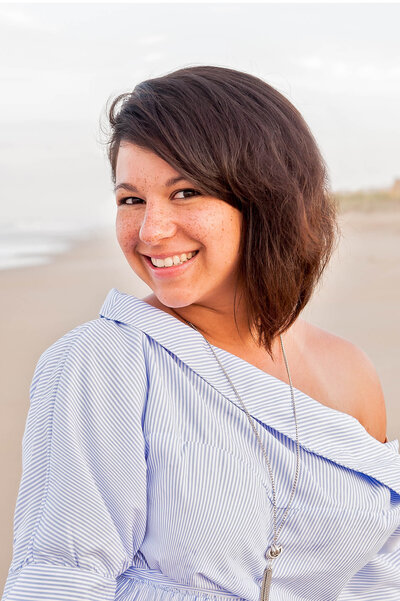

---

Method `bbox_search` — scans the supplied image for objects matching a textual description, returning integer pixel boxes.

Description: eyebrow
[113,175,188,194]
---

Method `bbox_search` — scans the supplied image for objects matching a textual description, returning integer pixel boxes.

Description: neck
[169,299,257,349]
[141,293,290,362]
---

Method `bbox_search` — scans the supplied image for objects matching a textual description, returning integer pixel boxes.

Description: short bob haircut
[105,65,338,356]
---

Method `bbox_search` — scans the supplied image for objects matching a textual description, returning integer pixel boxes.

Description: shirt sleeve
[2,319,148,601]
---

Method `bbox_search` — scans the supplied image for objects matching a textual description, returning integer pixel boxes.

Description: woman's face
[115,142,243,310]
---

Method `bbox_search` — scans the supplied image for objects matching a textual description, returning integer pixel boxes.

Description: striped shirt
[2,287,400,601]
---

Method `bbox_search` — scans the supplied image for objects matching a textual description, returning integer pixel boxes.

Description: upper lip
[141,250,198,259]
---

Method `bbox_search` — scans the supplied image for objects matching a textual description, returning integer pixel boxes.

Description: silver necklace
[183,321,301,601]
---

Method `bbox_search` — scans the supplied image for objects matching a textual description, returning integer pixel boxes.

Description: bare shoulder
[295,319,387,443]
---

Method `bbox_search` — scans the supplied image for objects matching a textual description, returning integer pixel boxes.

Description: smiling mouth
[147,250,199,268]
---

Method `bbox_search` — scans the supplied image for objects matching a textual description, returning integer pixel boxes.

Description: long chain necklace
[181,320,301,601]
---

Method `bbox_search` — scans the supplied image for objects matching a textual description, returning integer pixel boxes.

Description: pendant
[260,565,273,601]
[259,545,282,601]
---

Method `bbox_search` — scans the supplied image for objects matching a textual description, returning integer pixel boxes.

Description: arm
[341,340,387,443]
[304,321,388,443]
[2,320,148,601]
[333,340,399,597]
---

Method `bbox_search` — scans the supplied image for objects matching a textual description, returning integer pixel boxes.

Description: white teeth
[150,251,197,268]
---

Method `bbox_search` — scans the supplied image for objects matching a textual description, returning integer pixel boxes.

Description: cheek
[212,211,242,254]
[116,212,139,248]
[191,205,239,242]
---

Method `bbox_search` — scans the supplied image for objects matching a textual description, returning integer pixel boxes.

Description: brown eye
[173,189,201,199]
[117,197,143,205]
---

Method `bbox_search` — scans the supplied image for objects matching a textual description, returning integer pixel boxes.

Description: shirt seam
[123,571,246,601]
[8,559,116,582]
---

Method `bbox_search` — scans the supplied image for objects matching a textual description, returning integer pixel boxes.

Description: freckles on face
[115,213,138,246]
[185,199,243,291]
[114,141,243,305]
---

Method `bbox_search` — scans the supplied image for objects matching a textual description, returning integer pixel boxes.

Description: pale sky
[1,2,400,227]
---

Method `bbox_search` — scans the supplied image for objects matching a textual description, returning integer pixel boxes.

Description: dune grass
[334,188,400,213]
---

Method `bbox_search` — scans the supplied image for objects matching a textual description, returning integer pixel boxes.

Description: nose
[138,199,178,246]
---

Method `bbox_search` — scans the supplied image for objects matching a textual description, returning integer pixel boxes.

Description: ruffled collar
[100,288,400,495]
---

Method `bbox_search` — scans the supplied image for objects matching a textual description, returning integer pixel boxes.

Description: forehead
[116,142,179,185]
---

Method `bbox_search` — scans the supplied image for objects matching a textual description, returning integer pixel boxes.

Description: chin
[153,289,197,309]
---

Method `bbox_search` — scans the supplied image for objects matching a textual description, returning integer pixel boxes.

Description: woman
[3,66,399,601]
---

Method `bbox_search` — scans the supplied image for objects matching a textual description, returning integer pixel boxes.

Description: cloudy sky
[1,2,400,228]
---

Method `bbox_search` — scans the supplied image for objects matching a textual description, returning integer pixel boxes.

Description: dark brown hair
[104,65,338,355]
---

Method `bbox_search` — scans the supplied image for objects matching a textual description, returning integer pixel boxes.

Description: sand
[1,209,399,585]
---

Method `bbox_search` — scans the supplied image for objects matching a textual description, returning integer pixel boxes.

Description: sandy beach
[1,208,400,585]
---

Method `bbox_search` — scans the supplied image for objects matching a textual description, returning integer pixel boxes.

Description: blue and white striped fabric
[3,287,400,601]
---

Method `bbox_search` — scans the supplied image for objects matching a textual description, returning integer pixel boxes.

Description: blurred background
[1,1,400,588]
